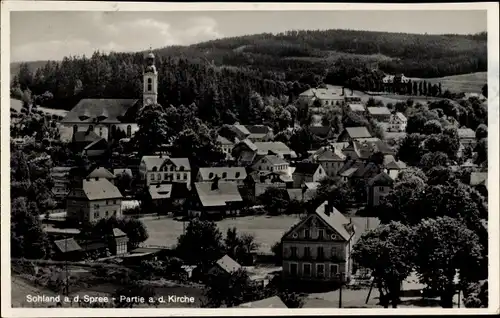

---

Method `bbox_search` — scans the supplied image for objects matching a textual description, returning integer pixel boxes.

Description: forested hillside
[11,29,487,125]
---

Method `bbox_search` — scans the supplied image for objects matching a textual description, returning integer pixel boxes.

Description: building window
[317,264,325,277]
[73,125,78,134]
[291,247,297,257]
[151,174,155,181]
[157,173,161,180]
[94,204,99,209]
[235,172,241,178]
[106,200,109,205]
[379,186,385,191]
[318,229,324,239]
[222,172,227,179]
[105,211,109,217]
[303,263,311,277]
[304,229,310,239]
[164,173,168,179]
[317,246,324,259]
[113,210,117,216]
[93,212,99,218]
[179,166,185,171]
[152,166,157,172]
[170,166,174,172]
[330,264,339,276]
[88,125,94,132]
[183,173,188,180]
[208,172,214,179]
[290,263,298,276]
[127,125,132,138]
[331,247,338,257]
[99,127,103,137]
[304,247,311,258]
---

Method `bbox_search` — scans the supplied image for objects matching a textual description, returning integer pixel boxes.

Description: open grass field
[411,72,487,94]
[142,215,303,253]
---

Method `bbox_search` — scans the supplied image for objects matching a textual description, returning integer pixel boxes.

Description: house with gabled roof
[281,201,356,283]
[188,177,244,218]
[245,125,274,142]
[367,106,391,122]
[217,135,235,160]
[388,112,407,132]
[139,155,191,189]
[348,103,366,115]
[308,146,347,177]
[292,162,326,188]
[251,155,290,174]
[87,167,116,182]
[337,127,372,143]
[52,238,83,261]
[366,172,394,206]
[208,255,242,277]
[197,167,247,185]
[458,128,477,147]
[308,126,335,141]
[245,170,293,199]
[66,177,123,223]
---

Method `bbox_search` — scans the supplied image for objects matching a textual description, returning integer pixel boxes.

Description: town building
[367,106,391,122]
[217,135,234,160]
[232,140,297,166]
[281,201,356,283]
[59,51,158,142]
[347,103,366,115]
[387,112,407,132]
[245,170,293,198]
[246,125,274,142]
[197,167,247,185]
[337,127,373,143]
[188,178,244,218]
[308,147,347,177]
[87,167,116,183]
[208,255,242,277]
[50,166,75,202]
[458,128,477,148]
[139,155,191,189]
[299,86,346,109]
[66,177,123,223]
[308,126,335,141]
[251,155,290,174]
[110,228,129,256]
[292,162,326,188]
[366,172,394,206]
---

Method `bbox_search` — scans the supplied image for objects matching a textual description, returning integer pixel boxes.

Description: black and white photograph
[1,1,498,316]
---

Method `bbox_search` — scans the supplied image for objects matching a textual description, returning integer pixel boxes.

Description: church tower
[143,50,158,106]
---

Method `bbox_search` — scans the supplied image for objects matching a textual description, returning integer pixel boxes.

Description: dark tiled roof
[256,155,289,166]
[61,99,139,124]
[309,126,333,138]
[294,162,321,175]
[367,172,394,186]
[245,125,272,134]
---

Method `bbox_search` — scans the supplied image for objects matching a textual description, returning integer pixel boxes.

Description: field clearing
[142,215,303,253]
[411,72,487,93]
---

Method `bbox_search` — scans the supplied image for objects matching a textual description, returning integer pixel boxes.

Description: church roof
[61,99,139,124]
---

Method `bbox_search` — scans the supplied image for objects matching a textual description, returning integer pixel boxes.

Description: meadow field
[411,72,487,94]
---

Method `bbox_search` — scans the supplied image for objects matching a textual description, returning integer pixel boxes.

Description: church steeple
[143,47,158,106]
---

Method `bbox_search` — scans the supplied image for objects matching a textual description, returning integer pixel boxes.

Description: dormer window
[235,172,240,178]
[179,166,185,171]
[304,228,310,239]
[208,172,214,179]
[152,166,157,172]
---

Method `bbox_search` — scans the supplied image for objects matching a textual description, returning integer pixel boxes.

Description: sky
[10,10,487,62]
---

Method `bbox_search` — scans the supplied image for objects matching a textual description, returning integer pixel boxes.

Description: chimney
[159,152,163,158]
[324,202,332,216]
[341,87,345,96]
[351,88,354,96]
[211,176,220,191]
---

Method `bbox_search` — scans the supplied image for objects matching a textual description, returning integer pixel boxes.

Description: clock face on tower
[145,97,153,105]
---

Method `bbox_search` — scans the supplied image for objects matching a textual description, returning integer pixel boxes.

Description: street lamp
[337,273,343,308]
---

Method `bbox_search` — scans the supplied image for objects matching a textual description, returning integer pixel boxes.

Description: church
[59,51,159,142]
